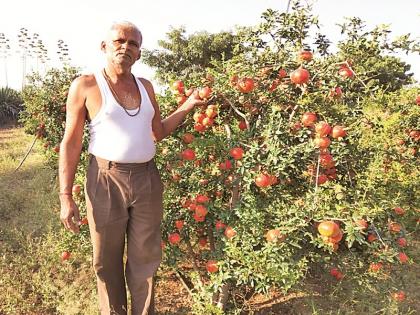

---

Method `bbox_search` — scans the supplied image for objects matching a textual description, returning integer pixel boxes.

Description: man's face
[102,26,142,66]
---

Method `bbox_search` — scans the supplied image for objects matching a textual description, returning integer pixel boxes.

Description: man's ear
[100,41,106,52]
[136,50,141,60]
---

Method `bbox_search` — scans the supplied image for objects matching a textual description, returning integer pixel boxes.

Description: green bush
[0,87,23,125]
[19,66,86,170]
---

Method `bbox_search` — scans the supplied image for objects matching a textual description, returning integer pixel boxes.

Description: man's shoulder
[137,77,152,87]
[138,77,156,95]
[73,73,97,88]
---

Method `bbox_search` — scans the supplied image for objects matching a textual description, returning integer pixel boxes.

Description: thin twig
[288,104,300,123]
[207,224,216,252]
[220,94,249,128]
[341,60,368,89]
[185,238,204,286]
[344,158,354,187]
[286,0,291,13]
[311,153,321,214]
[370,223,387,247]
[238,142,255,149]
[224,124,232,140]
[14,135,37,172]
[175,270,194,296]
[215,283,232,310]
[230,180,241,210]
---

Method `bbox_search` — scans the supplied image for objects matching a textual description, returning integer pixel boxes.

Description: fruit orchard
[20,2,419,314]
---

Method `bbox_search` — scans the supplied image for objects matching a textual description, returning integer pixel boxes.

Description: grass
[0,126,418,315]
[0,127,189,315]
[0,127,98,314]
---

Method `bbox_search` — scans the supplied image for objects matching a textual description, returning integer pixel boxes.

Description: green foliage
[19,66,86,170]
[153,2,420,312]
[0,87,23,125]
[337,18,415,91]
[17,1,420,313]
[142,27,243,84]
[18,66,93,255]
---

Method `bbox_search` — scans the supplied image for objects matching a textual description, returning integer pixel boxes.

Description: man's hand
[60,195,80,233]
[148,82,208,141]
[182,89,207,111]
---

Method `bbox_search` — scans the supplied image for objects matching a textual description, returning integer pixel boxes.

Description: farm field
[0,126,419,314]
[1,2,420,314]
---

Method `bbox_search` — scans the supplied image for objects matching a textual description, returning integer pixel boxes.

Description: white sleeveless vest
[88,71,156,163]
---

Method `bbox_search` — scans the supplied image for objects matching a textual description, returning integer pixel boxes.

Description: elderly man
[58,21,204,314]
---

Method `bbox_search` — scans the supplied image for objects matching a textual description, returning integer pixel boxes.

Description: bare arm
[58,76,89,233]
[140,78,205,141]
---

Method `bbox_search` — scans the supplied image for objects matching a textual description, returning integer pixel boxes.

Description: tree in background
[0,27,72,89]
[30,32,49,73]
[0,33,11,87]
[142,27,245,85]
[57,39,71,65]
[17,28,31,90]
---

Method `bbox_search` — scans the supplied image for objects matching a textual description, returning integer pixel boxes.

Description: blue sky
[0,0,419,89]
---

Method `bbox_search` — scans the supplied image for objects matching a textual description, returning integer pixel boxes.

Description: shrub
[0,87,23,125]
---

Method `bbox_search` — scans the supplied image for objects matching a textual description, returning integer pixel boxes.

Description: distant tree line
[0,28,71,89]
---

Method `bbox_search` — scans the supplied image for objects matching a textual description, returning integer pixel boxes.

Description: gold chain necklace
[102,69,141,117]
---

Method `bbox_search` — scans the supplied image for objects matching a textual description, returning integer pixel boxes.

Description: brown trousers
[85,155,163,315]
